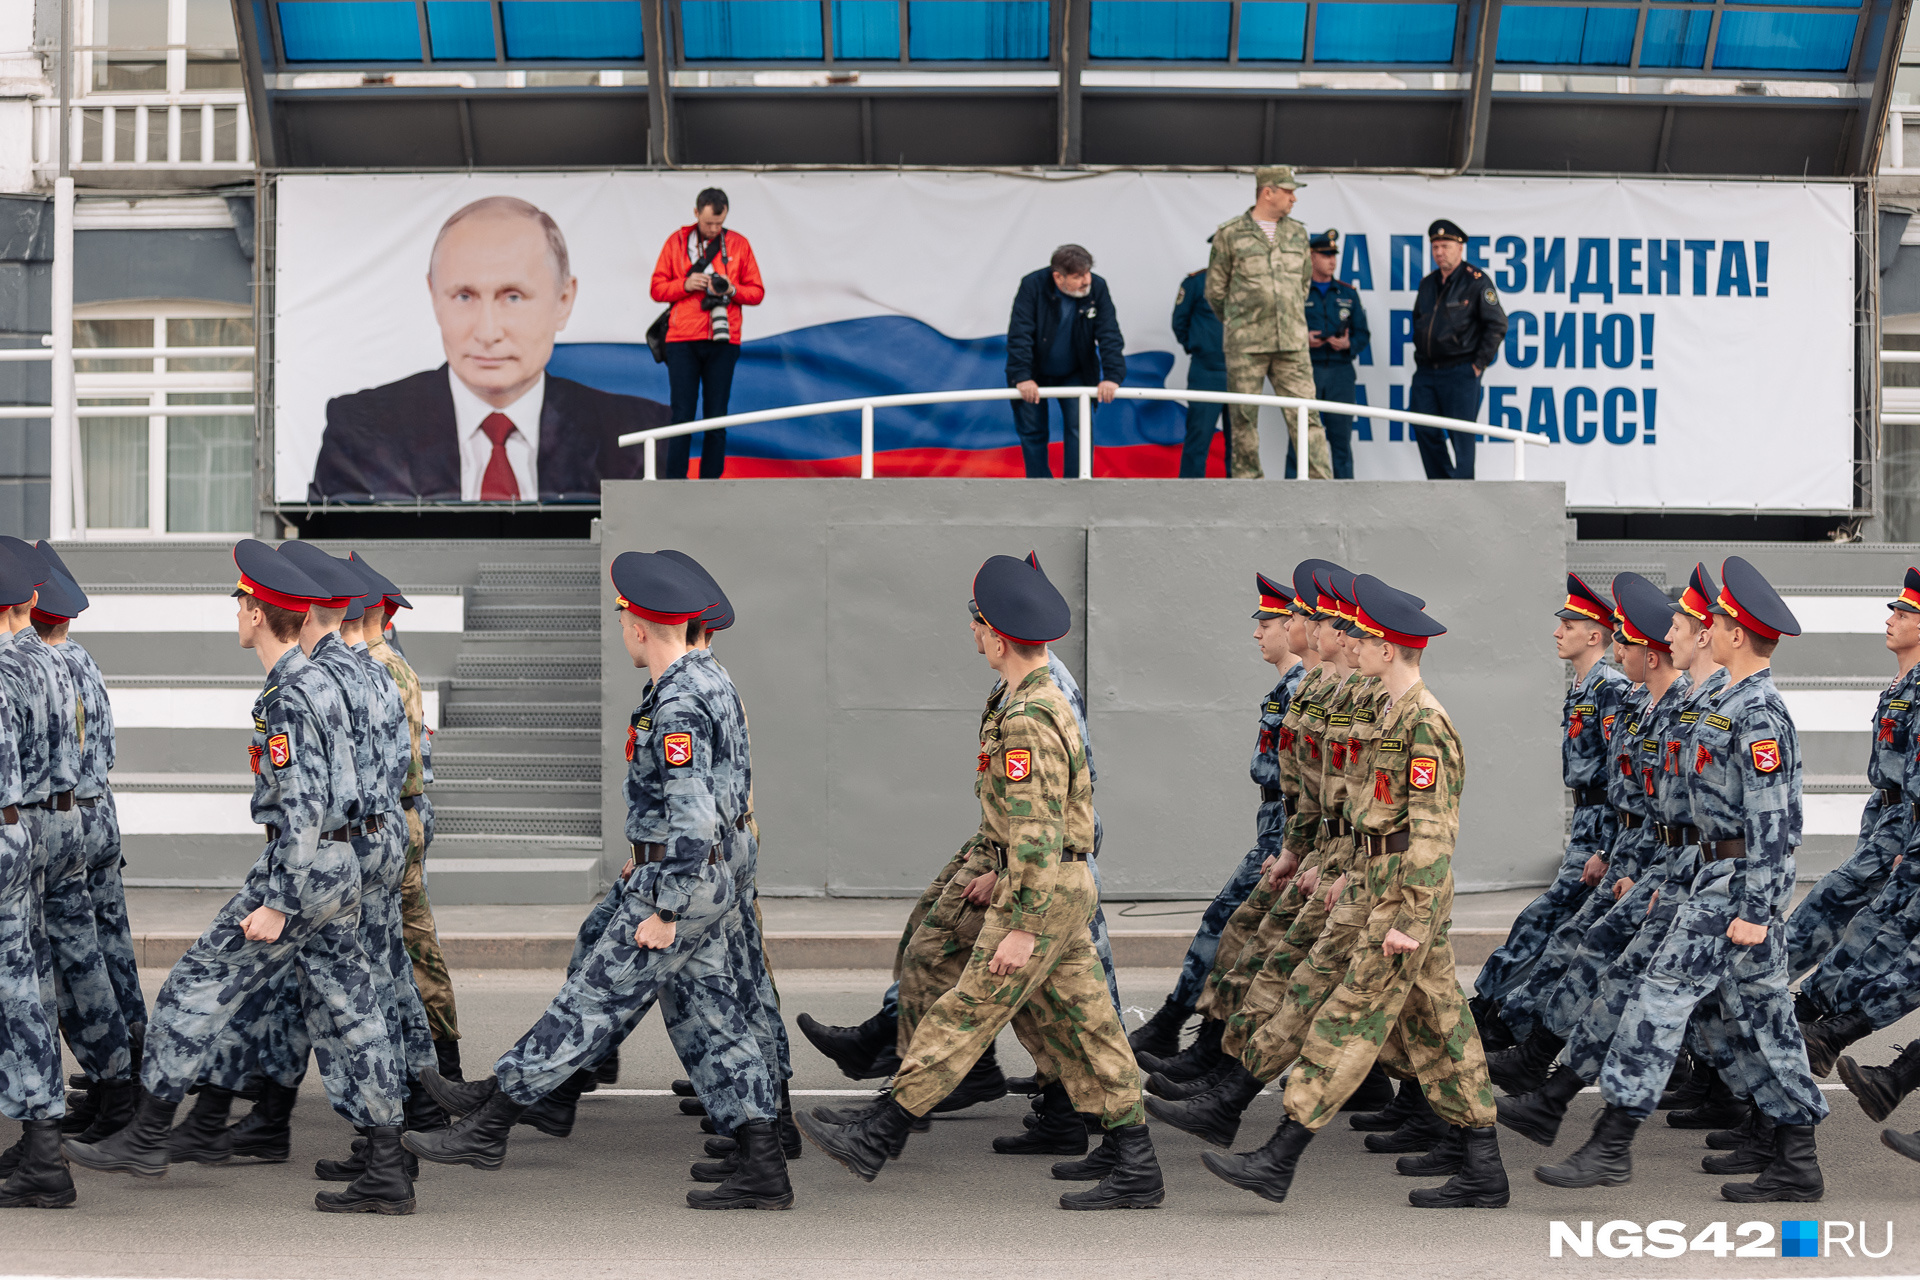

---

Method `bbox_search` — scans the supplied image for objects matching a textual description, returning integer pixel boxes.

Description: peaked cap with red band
[1353,573,1446,649]
[0,538,42,610]
[659,549,735,632]
[278,540,363,610]
[348,552,410,615]
[611,550,715,625]
[973,554,1070,645]
[1890,566,1920,616]
[1612,571,1675,653]
[1677,562,1718,625]
[231,539,330,613]
[1253,572,1295,619]
[1556,571,1614,626]
[27,567,86,626]
[1293,559,1349,619]
[1710,555,1800,641]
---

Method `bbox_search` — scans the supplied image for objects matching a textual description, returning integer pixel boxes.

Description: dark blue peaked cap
[1891,567,1920,615]
[348,552,410,611]
[1612,572,1676,652]
[611,551,714,624]
[1296,559,1348,615]
[0,536,49,587]
[278,541,362,606]
[31,569,87,620]
[332,555,381,622]
[1254,572,1294,619]
[33,542,86,614]
[973,554,1070,645]
[1353,574,1446,648]
[232,538,329,611]
[658,549,734,631]
[0,540,37,608]
[1711,556,1801,641]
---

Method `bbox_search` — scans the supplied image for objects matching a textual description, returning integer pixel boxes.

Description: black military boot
[796,1009,899,1080]
[419,1066,496,1120]
[59,1081,101,1136]
[0,1120,76,1209]
[1059,1124,1164,1209]
[1410,1126,1511,1208]
[809,1090,928,1135]
[1397,1125,1468,1177]
[1703,1112,1777,1175]
[1658,1051,1711,1110]
[1136,1017,1223,1080]
[1201,1117,1315,1203]
[1883,1126,1920,1162]
[1794,988,1827,1025]
[1351,1077,1424,1132]
[1127,996,1193,1062]
[1707,1107,1763,1151]
[1469,995,1517,1053]
[1723,1123,1823,1202]
[403,1079,526,1170]
[1667,1070,1749,1130]
[1496,1063,1588,1147]
[993,1083,1088,1156]
[167,1086,235,1165]
[679,1097,708,1117]
[687,1119,793,1209]
[671,1078,697,1097]
[1052,1131,1124,1182]
[774,1081,802,1159]
[1144,1062,1265,1148]
[314,1126,415,1214]
[403,1078,449,1134]
[1364,1091,1451,1154]
[315,1128,420,1182]
[433,1037,464,1082]
[1803,1009,1873,1079]
[1147,1055,1236,1101]
[63,1088,177,1178]
[795,1095,916,1182]
[1534,1103,1638,1188]
[931,1043,1008,1113]
[73,1078,138,1144]
[226,1080,299,1161]
[517,1069,595,1139]
[1840,1040,1920,1123]
[1489,1027,1566,1097]
[1342,1064,1397,1112]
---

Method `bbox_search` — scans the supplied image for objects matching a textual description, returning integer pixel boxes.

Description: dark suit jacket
[308,365,671,502]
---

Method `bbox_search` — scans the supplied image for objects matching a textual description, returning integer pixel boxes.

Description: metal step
[475,563,600,593]
[441,701,599,730]
[432,806,601,838]
[431,778,601,808]
[430,726,600,754]
[1805,773,1871,794]
[447,677,601,704]
[433,752,601,782]
[1566,561,1670,590]
[466,604,597,634]
[454,652,601,682]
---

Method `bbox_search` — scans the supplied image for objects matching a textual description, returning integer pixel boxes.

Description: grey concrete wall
[600,479,1568,898]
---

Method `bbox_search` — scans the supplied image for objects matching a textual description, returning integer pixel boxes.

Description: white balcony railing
[32,94,252,173]
[1885,106,1920,175]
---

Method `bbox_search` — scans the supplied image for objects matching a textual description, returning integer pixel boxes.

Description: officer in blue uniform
[407,551,790,1211]
[1539,557,1828,1205]
[1174,245,1227,478]
[66,541,412,1216]
[1295,229,1369,480]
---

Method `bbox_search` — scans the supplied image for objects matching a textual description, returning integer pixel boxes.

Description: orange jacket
[650,226,764,344]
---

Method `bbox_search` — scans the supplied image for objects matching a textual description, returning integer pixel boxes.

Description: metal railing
[618,386,1552,479]
[1882,349,1920,426]
[32,95,252,172]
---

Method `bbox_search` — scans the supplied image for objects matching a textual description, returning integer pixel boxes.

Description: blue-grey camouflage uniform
[1783,664,1920,987]
[1168,661,1306,1010]
[0,665,60,1124]
[1597,668,1828,1126]
[1475,661,1633,1007]
[52,637,144,1037]
[494,648,776,1133]
[144,646,401,1129]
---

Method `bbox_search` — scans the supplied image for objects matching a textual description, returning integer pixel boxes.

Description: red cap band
[1561,592,1610,625]
[1716,588,1782,641]
[1354,604,1430,649]
[1678,583,1714,624]
[237,574,314,613]
[29,607,69,626]
[616,594,705,626]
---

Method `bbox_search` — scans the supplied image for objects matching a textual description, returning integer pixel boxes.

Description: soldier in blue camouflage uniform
[1532,558,1828,1204]
[65,541,412,1215]
[0,547,72,1210]
[1127,572,1306,1060]
[408,552,790,1210]
[1472,573,1631,1046]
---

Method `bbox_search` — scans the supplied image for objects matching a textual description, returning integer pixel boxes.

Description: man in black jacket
[1004,245,1127,479]
[1410,218,1507,480]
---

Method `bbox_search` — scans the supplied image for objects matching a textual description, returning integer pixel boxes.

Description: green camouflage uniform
[367,633,458,1042]
[1270,680,1495,1132]
[1207,211,1331,480]
[890,667,1140,1126]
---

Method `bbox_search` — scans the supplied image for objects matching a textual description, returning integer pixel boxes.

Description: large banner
[274,170,1855,508]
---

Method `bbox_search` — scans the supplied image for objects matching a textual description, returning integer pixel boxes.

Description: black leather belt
[1361,829,1412,857]
[631,841,723,866]
[23,791,74,812]
[983,841,1088,867]
[1260,785,1281,803]
[1573,784,1607,807]
[1616,810,1645,830]
[359,814,385,835]
[1,805,16,825]
[1654,822,1698,848]
[1883,786,1905,806]
[1703,837,1747,861]
[264,824,353,843]
[1322,817,1353,839]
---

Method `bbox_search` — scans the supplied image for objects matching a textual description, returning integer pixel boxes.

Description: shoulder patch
[1750,739,1782,773]
[1705,714,1732,731]
[663,732,693,767]
[1005,749,1032,781]
[1410,757,1438,790]
[267,733,291,769]
[1484,287,1498,306]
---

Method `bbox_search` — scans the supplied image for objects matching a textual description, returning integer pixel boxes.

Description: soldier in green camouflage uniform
[799,555,1163,1211]
[1207,165,1332,480]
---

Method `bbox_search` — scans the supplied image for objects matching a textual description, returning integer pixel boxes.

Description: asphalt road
[6,964,1920,1280]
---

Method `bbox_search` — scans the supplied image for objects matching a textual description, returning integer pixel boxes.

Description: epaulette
[1185,268,1205,278]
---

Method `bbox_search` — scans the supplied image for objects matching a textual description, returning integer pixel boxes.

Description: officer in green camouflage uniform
[1207,166,1331,480]
[799,555,1164,1211]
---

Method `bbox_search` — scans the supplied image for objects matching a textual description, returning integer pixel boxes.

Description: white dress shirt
[450,368,543,501]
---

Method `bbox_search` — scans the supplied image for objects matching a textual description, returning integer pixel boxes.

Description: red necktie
[479,413,518,500]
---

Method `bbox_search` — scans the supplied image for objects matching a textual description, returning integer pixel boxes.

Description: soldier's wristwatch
[655,908,679,924]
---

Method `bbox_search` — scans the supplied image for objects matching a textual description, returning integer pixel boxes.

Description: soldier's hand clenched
[1726,917,1768,947]
[1382,928,1419,956]
[988,929,1037,975]
[242,906,287,942]
[964,871,998,906]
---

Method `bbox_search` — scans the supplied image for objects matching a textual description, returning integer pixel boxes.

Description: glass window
[1312,2,1456,62]
[166,316,255,373]
[908,1,1049,59]
[185,0,243,87]
[1639,7,1708,67]
[1496,5,1636,64]
[167,394,252,534]
[80,404,150,530]
[75,318,156,373]
[91,0,169,91]
[833,0,900,56]
[1238,1,1306,58]
[278,1,424,60]
[1712,10,1856,71]
[680,0,822,57]
[1090,1,1231,60]
[502,1,645,57]
[427,0,499,56]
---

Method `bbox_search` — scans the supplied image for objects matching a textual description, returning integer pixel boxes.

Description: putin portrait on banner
[307,196,668,503]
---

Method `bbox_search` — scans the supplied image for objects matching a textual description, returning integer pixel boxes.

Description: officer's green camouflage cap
[1255,166,1305,190]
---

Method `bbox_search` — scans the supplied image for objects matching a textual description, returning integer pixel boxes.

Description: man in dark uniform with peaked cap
[1410,219,1507,480]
